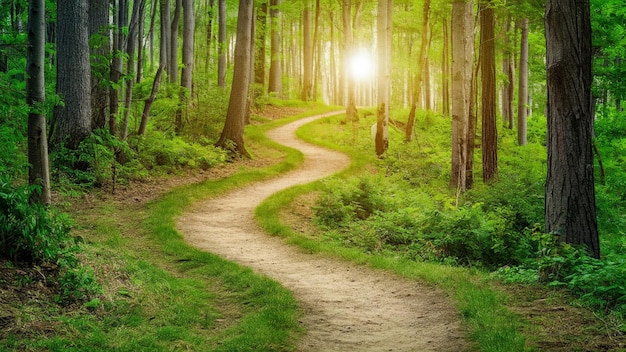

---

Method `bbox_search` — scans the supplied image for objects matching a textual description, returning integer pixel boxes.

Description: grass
[0,104,341,352]
[256,112,532,352]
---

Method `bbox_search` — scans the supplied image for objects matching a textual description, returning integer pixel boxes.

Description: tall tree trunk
[480,1,497,183]
[376,0,392,157]
[217,0,226,87]
[442,18,450,116]
[302,0,313,101]
[175,0,194,134]
[88,0,110,130]
[169,0,181,83]
[53,0,92,150]
[501,16,514,129]
[313,0,321,101]
[205,0,216,74]
[26,0,51,205]
[406,0,430,142]
[160,0,171,74]
[149,0,158,69]
[138,65,165,135]
[136,0,146,83]
[545,0,599,258]
[254,1,267,87]
[450,0,473,192]
[216,0,253,158]
[109,0,127,137]
[343,0,357,123]
[268,0,282,95]
[517,17,529,145]
[121,0,142,141]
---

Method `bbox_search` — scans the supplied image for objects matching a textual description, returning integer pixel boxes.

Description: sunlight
[349,49,374,81]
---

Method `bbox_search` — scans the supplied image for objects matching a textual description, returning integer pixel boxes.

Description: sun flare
[349,49,374,81]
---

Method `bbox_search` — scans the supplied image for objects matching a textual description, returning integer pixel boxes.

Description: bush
[0,174,100,302]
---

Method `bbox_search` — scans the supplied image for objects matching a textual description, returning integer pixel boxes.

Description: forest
[1,0,625,351]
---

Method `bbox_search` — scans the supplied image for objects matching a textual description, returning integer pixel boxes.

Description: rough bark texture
[544,0,600,258]
[26,0,51,205]
[53,0,92,150]
[268,0,281,94]
[216,0,253,158]
[480,2,497,183]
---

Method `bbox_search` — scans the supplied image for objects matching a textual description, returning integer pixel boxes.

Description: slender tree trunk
[501,16,515,129]
[480,1,497,183]
[343,0,357,123]
[545,0,599,258]
[109,0,126,137]
[376,0,392,157]
[160,0,171,74]
[181,0,194,94]
[442,18,450,116]
[406,0,430,142]
[149,0,158,69]
[216,0,253,158]
[268,0,282,95]
[26,0,51,205]
[302,0,313,101]
[169,0,181,83]
[217,0,226,87]
[121,0,142,141]
[138,64,165,135]
[205,0,215,74]
[517,17,529,146]
[254,1,267,87]
[88,0,110,130]
[53,0,92,150]
[136,0,146,83]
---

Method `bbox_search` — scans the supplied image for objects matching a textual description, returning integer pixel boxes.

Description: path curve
[178,112,468,351]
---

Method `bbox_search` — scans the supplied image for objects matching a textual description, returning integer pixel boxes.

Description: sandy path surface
[178,112,469,351]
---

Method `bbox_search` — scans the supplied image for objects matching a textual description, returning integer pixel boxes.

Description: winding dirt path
[178,112,469,351]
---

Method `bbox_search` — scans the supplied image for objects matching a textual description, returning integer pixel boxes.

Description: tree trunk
[169,0,181,83]
[517,17,529,145]
[302,0,313,101]
[343,0,357,124]
[181,0,194,94]
[217,0,226,87]
[160,0,171,74]
[480,1,497,183]
[254,1,267,87]
[53,0,92,150]
[88,0,110,130]
[121,0,142,141]
[136,0,146,83]
[545,0,599,258]
[26,0,51,205]
[268,0,282,95]
[138,64,165,135]
[376,0,392,157]
[501,16,514,129]
[442,18,450,116]
[108,0,127,137]
[216,0,253,158]
[450,1,473,192]
[406,0,430,142]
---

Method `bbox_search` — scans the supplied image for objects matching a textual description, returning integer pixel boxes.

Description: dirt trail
[178,112,469,351]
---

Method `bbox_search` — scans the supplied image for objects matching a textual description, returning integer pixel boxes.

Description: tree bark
[406,0,430,142]
[216,0,253,158]
[53,0,92,150]
[121,0,142,141]
[480,1,497,183]
[138,64,165,135]
[376,0,392,157]
[302,0,313,101]
[517,17,529,146]
[544,0,599,258]
[217,0,227,87]
[268,0,282,95]
[88,0,110,130]
[26,0,51,205]
[169,0,181,83]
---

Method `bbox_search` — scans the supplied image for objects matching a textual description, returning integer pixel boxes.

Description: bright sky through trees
[349,48,375,81]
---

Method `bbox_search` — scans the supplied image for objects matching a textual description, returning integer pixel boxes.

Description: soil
[178,111,470,352]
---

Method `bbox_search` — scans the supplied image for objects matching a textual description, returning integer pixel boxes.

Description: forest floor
[178,112,469,351]
[2,107,624,351]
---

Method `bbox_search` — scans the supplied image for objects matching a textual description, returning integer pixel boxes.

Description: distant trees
[544,0,600,258]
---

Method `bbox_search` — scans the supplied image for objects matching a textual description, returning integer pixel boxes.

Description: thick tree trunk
[268,0,281,94]
[26,0,51,205]
[480,2,498,183]
[517,18,529,146]
[216,0,253,158]
[545,0,599,258]
[53,0,92,150]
